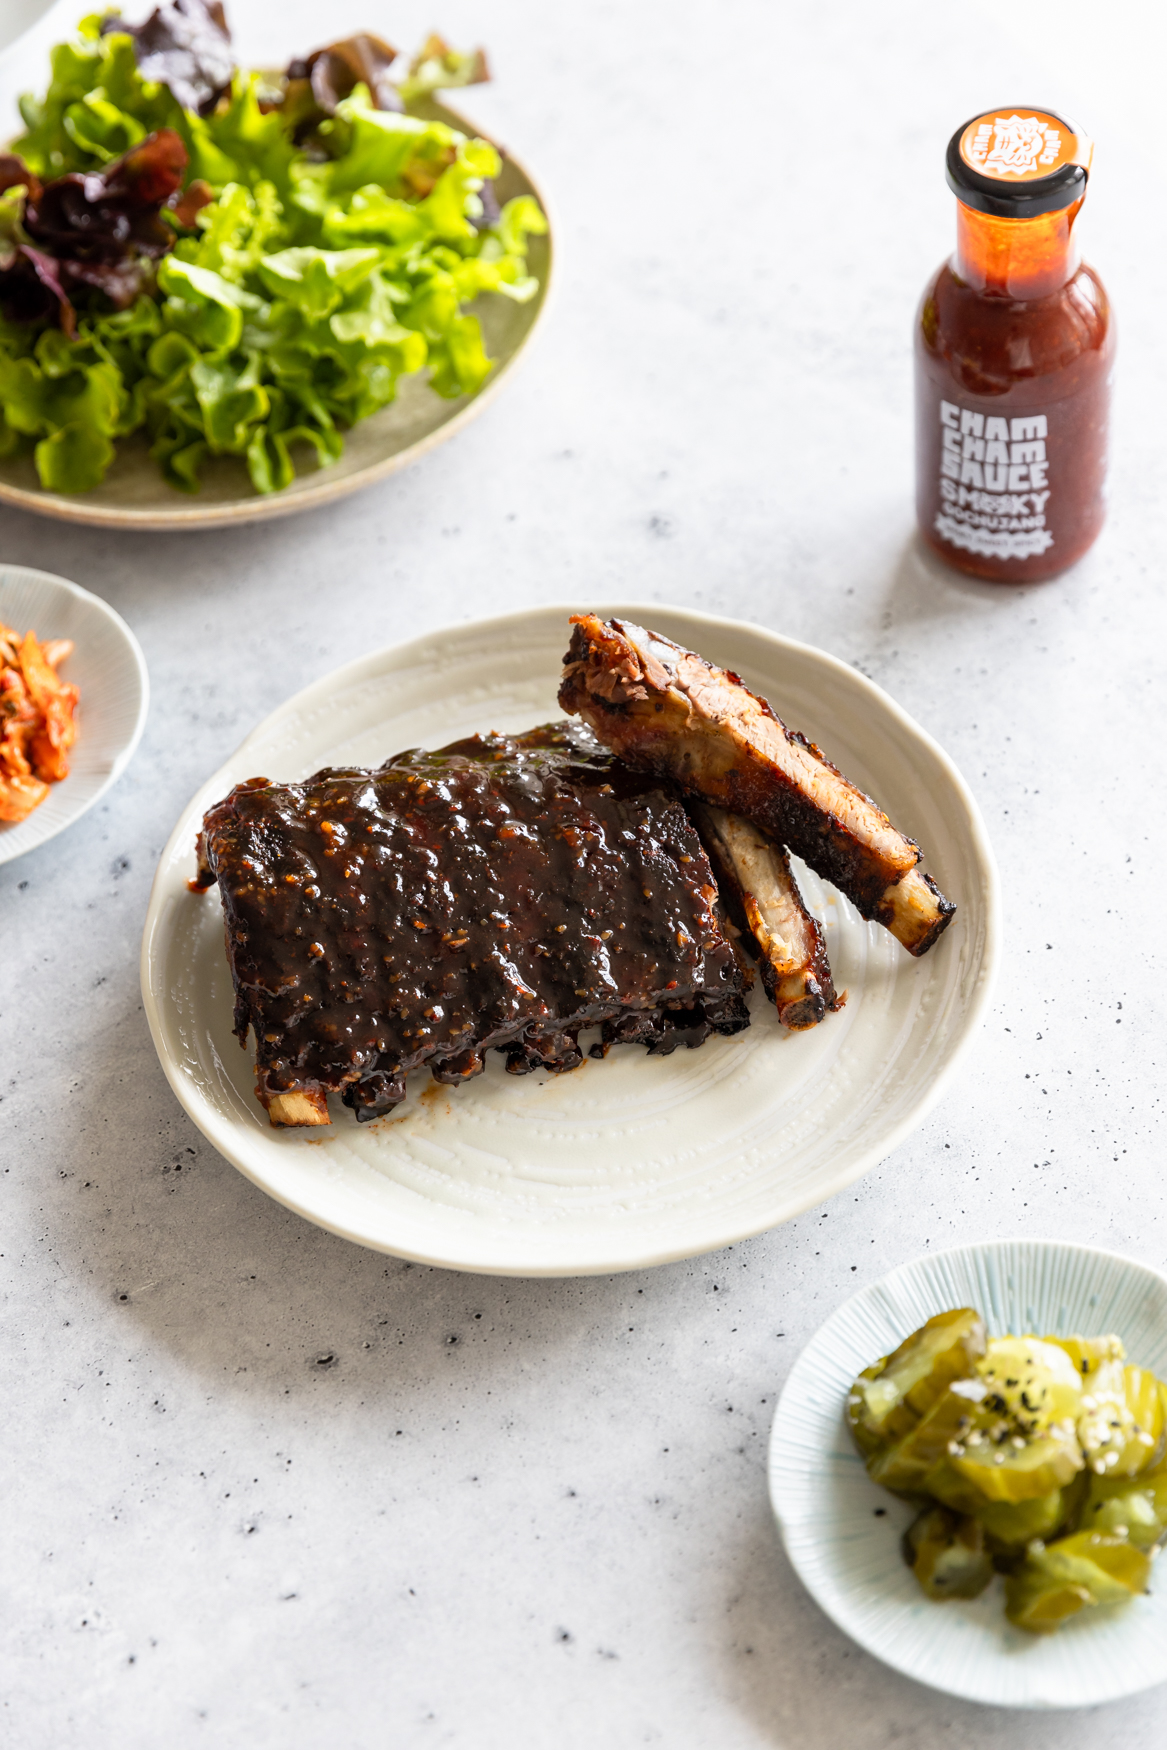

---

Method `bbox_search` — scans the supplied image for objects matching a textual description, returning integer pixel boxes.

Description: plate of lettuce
[0,4,550,527]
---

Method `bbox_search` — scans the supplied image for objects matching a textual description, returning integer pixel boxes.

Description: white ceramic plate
[768,1238,1167,1709]
[0,564,148,864]
[140,602,998,1276]
[0,100,551,532]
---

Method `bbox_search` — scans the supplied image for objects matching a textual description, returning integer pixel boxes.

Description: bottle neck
[954,198,1084,299]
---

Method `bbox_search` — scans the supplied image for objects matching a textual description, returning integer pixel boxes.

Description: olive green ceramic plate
[0,100,551,531]
[769,1239,1167,1708]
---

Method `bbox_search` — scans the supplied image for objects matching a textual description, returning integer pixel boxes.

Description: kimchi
[0,622,79,822]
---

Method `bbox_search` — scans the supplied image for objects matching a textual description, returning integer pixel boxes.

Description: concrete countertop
[3,0,1165,1744]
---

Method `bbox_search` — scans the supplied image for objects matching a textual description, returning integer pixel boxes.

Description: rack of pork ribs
[193,617,955,1127]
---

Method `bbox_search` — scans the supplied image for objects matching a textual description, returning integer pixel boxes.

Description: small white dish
[140,602,998,1276]
[768,1238,1167,1709]
[0,564,148,864]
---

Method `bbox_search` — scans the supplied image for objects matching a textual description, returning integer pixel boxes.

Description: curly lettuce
[0,14,547,495]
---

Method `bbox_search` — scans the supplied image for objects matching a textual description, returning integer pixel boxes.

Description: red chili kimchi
[0,623,79,821]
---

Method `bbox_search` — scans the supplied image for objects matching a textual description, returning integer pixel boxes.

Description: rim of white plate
[139,601,1001,1274]
[0,564,149,864]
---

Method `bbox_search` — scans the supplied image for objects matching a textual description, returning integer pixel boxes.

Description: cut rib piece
[877,865,956,957]
[689,803,836,1030]
[268,1089,330,1127]
[194,722,750,1126]
[559,615,955,957]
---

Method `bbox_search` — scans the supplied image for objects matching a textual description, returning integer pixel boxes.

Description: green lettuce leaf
[190,351,269,452]
[157,255,265,352]
[3,14,546,494]
[323,102,455,198]
[255,246,381,318]
[34,419,116,490]
[201,76,299,196]
[425,313,493,398]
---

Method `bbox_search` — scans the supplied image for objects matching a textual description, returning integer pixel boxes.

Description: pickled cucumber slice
[867,1377,990,1494]
[1083,1470,1167,1547]
[975,1488,1073,1553]
[948,1423,1083,1503]
[1004,1532,1150,1634]
[1051,1530,1153,1591]
[903,1506,993,1600]
[976,1336,1083,1428]
[1078,1362,1165,1478]
[1004,1571,1093,1633]
[1121,1365,1165,1472]
[1045,1333,1125,1380]
[845,1360,889,1459]
[924,1457,993,1515]
[936,1336,1086,1503]
[848,1309,986,1454]
[847,1311,1166,1635]
[1144,1382,1167,1478]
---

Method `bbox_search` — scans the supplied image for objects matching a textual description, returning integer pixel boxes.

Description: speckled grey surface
[2,1,1165,1744]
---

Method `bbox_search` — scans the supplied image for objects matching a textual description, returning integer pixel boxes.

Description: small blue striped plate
[768,1239,1167,1708]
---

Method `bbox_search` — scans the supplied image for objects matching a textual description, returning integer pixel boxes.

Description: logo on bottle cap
[959,111,1092,182]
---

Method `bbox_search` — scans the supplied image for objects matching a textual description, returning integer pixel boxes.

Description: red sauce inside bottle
[915,112,1113,583]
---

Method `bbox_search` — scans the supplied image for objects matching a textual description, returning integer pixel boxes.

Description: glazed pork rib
[559,615,955,956]
[690,803,836,1030]
[194,722,751,1126]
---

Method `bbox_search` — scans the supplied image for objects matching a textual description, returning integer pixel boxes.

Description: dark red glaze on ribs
[194,723,750,1123]
[559,615,956,957]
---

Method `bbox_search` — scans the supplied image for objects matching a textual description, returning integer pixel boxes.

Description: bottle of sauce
[915,108,1112,583]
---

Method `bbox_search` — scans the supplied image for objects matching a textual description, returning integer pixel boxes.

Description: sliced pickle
[936,1336,1086,1504]
[1145,1381,1167,1477]
[1054,1465,1089,1536]
[845,1360,889,1459]
[1123,1365,1166,1471]
[1083,1470,1167,1548]
[1078,1363,1165,1479]
[1045,1333,1125,1381]
[924,1457,992,1515]
[867,1378,989,1494]
[1004,1532,1149,1634]
[977,1335,1083,1426]
[948,1423,1083,1503]
[1004,1572,1093,1633]
[1045,1531,1151,1592]
[1006,1563,1106,1634]
[975,1489,1072,1554]
[903,1506,993,1601]
[849,1312,1165,1634]
[848,1309,986,1453]
[925,1456,1086,1534]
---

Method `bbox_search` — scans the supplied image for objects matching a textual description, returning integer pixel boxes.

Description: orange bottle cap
[947,108,1091,217]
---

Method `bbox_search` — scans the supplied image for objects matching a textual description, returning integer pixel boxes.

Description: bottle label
[933,400,1053,561]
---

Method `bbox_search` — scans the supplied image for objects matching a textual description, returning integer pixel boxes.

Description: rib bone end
[773,972,831,1031]
[876,867,956,956]
[690,803,837,1030]
[265,1089,331,1127]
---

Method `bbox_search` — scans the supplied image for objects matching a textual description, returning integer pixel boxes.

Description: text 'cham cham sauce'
[915,107,1113,583]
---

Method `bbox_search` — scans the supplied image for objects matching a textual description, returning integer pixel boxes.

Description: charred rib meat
[559,615,955,957]
[194,723,750,1125]
[690,804,836,1030]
